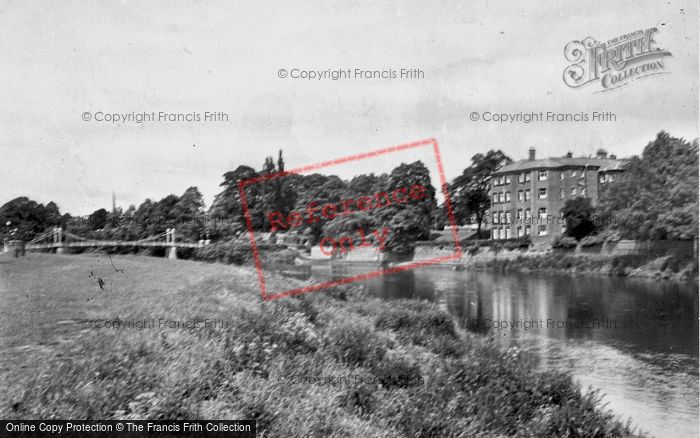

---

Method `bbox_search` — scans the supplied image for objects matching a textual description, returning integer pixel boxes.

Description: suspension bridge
[14,228,207,259]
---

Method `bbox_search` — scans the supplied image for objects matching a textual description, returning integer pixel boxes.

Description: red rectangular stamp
[238,138,462,301]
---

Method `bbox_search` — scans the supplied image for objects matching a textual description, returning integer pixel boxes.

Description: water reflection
[311,265,699,438]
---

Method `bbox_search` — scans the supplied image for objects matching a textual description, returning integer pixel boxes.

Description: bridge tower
[54,227,64,254]
[166,228,177,260]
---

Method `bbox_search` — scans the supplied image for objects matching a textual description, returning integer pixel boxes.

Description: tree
[0,197,67,241]
[373,161,437,254]
[598,131,699,240]
[87,208,108,230]
[209,165,259,234]
[561,198,596,240]
[449,150,512,237]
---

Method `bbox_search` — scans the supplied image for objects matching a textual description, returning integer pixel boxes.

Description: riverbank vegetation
[470,252,698,282]
[1,253,644,436]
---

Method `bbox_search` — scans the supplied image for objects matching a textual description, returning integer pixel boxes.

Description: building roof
[495,157,627,174]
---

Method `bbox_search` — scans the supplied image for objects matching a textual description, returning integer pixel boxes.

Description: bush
[502,236,531,250]
[193,238,251,265]
[325,323,386,367]
[552,235,577,249]
[579,234,606,247]
[371,356,422,388]
[338,383,376,415]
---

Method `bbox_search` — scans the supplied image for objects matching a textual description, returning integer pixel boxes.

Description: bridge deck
[26,242,204,250]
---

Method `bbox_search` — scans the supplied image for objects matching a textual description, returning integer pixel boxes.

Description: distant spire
[112,191,116,213]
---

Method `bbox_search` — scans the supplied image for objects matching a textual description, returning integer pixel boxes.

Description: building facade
[488,148,625,243]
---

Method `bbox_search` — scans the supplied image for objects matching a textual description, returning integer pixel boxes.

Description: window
[498,176,504,185]
[571,170,577,177]
[518,173,524,183]
[517,226,523,237]
[560,189,564,199]
[498,192,504,203]
[599,174,607,183]
[538,170,548,181]
[505,211,512,224]
[493,211,499,224]
[505,175,511,184]
[524,208,531,219]
[561,225,567,233]
[580,188,586,196]
[609,174,615,182]
[499,212,505,224]
[538,188,547,199]
[517,190,523,201]
[505,191,511,202]
[517,209,523,221]
[538,208,547,219]
[524,189,531,201]
[538,225,547,236]
[505,227,512,239]
[571,187,577,196]
[498,228,504,240]
[493,193,498,203]
[492,229,498,239]
[560,172,564,180]
[525,225,531,235]
[525,172,531,182]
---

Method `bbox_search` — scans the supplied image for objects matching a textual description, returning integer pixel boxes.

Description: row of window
[493,169,597,187]
[492,225,549,239]
[492,223,568,239]
[492,208,549,224]
[492,186,588,204]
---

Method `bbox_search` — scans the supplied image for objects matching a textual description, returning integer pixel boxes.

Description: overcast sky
[1,0,697,215]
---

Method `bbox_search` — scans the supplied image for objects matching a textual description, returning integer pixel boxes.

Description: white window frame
[538,170,548,181]
[538,188,547,199]
[538,225,547,236]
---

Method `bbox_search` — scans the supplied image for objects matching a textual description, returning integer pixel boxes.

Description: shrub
[552,235,577,249]
[337,383,376,415]
[325,323,386,367]
[371,356,423,389]
[579,234,606,247]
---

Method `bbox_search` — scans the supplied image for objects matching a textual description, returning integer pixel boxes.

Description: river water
[309,265,699,438]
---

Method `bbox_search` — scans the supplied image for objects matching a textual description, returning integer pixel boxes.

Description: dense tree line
[598,131,698,240]
[1,151,438,254]
[3,132,696,255]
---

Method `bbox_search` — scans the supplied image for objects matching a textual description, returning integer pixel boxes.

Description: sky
[0,0,697,215]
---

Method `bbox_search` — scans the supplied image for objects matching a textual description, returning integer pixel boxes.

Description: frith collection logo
[563,27,672,92]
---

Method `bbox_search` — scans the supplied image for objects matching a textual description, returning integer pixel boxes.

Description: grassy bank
[1,253,643,436]
[467,252,698,282]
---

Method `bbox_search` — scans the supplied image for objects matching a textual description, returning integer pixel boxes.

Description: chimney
[566,151,573,158]
[596,148,608,159]
[528,147,536,161]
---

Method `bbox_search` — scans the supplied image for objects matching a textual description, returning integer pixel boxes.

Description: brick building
[488,148,625,243]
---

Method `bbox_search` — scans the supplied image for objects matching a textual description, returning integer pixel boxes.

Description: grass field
[0,252,644,437]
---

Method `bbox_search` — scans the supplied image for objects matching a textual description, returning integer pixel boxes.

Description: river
[308,265,699,438]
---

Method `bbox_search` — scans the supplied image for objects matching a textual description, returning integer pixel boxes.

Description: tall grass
[0,254,645,437]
